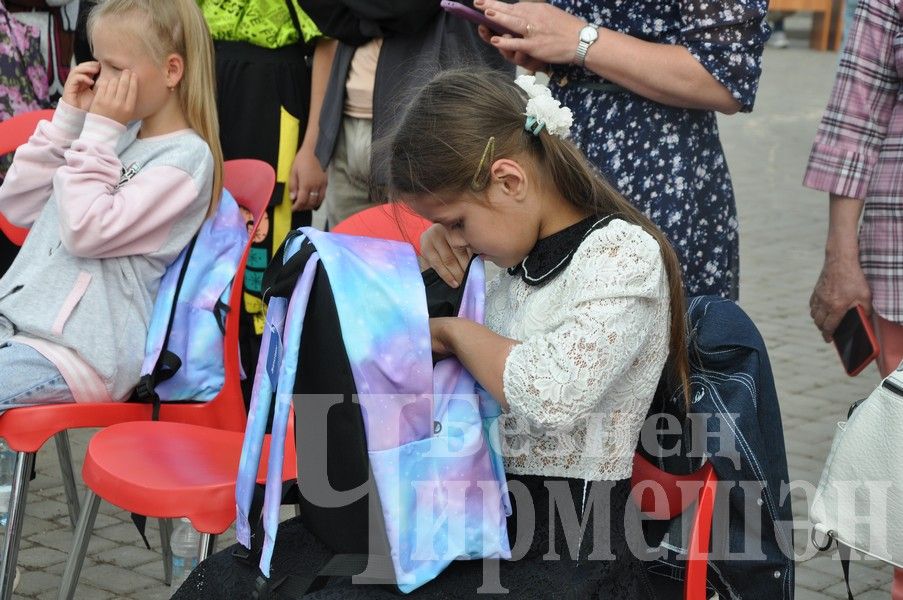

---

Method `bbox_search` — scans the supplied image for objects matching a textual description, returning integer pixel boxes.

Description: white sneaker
[769,30,789,48]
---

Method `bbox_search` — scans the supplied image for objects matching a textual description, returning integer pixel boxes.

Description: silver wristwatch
[575,24,599,67]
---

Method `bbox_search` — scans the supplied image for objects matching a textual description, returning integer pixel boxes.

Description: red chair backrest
[631,453,718,600]
[0,109,52,246]
[222,158,276,219]
[0,109,55,156]
[331,204,432,254]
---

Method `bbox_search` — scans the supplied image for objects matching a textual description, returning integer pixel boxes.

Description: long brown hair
[88,0,223,215]
[387,69,690,406]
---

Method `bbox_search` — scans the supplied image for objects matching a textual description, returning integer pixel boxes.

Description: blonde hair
[88,0,223,215]
[388,69,690,408]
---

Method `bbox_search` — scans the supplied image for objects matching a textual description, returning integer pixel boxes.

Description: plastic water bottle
[170,518,200,588]
[0,438,16,528]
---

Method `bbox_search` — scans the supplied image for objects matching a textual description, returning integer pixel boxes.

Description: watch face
[580,26,598,43]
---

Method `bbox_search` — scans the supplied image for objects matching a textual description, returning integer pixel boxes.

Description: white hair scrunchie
[514,74,574,137]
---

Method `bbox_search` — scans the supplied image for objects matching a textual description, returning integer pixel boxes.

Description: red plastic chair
[0,109,54,247]
[56,420,298,599]
[0,159,275,600]
[331,203,432,255]
[630,453,718,600]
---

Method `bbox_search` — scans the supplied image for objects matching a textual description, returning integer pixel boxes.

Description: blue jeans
[0,342,74,414]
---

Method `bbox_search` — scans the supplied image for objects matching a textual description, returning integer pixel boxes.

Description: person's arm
[804,0,900,340]
[474,0,768,114]
[0,61,101,227]
[580,30,740,113]
[810,196,870,341]
[431,317,517,410]
[53,113,209,259]
[0,101,86,227]
[289,38,337,211]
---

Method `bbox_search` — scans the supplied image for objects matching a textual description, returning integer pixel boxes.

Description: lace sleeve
[502,224,670,431]
[678,0,769,112]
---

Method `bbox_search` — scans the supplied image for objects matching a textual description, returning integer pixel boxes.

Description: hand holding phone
[440,1,520,37]
[833,305,880,377]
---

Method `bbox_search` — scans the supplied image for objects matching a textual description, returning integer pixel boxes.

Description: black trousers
[212,40,314,407]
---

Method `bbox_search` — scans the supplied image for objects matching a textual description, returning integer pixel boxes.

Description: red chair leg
[684,465,717,600]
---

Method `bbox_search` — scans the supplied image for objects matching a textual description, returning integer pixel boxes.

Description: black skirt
[171,474,655,599]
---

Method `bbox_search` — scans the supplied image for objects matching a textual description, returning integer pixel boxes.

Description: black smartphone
[833,305,879,377]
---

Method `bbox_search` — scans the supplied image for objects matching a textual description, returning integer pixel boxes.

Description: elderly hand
[810,252,872,342]
[474,0,587,69]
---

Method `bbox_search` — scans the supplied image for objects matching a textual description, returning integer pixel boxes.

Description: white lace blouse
[484,218,671,481]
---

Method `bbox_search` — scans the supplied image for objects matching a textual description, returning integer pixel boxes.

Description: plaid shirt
[804,0,903,322]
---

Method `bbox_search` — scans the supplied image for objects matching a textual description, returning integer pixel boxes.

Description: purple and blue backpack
[136,190,249,413]
[235,227,512,595]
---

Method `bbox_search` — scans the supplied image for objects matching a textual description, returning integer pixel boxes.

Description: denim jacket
[642,296,795,600]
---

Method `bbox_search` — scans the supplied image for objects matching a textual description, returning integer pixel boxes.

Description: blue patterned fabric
[548,0,769,300]
[235,228,511,592]
[140,190,249,401]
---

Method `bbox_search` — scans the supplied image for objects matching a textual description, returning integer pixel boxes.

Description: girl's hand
[89,70,138,125]
[810,253,872,342]
[474,0,586,68]
[429,317,456,359]
[419,223,472,288]
[62,61,101,112]
[289,144,327,211]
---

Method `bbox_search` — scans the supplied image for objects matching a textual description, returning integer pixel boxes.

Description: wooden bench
[769,0,845,51]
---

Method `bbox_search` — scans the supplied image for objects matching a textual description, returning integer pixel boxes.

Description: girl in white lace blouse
[171,68,693,600]
[385,69,691,597]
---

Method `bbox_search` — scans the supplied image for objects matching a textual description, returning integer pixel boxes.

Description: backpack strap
[838,543,855,600]
[259,253,320,573]
[235,245,320,563]
[235,293,290,545]
[283,0,304,39]
[135,235,198,420]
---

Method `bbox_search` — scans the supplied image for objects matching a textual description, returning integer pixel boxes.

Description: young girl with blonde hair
[0,0,222,409]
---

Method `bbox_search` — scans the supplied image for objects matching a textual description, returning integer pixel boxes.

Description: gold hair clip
[470,136,495,192]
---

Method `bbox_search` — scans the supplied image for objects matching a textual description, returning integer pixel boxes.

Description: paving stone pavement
[1,16,897,600]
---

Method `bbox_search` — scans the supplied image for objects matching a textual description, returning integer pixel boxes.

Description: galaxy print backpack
[235,227,512,595]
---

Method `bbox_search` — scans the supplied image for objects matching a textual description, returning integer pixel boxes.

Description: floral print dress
[549,0,769,299]
[0,4,50,180]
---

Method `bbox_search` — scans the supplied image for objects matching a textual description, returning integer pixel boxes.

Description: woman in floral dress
[475,0,769,299]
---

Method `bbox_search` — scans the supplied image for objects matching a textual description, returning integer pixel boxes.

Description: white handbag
[810,365,903,569]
